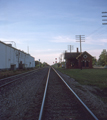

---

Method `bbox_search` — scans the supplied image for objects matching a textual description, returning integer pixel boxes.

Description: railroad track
[0,67,99,119]
[0,67,49,120]
[0,68,42,88]
[38,67,98,120]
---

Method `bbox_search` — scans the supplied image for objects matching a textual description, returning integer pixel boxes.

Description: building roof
[76,51,93,59]
[64,52,80,59]
[64,51,93,60]
[0,40,34,58]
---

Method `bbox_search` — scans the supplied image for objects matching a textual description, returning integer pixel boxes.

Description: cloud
[51,36,75,43]
[100,39,107,43]
[31,48,64,55]
[31,48,66,65]
[85,36,107,46]
[32,52,61,65]
[88,49,103,59]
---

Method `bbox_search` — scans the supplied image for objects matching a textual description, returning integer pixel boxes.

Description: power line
[86,25,104,38]
[85,11,107,38]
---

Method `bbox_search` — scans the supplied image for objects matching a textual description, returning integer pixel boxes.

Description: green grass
[56,68,107,89]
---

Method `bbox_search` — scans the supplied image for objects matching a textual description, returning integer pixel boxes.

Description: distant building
[0,41,35,70]
[64,48,93,69]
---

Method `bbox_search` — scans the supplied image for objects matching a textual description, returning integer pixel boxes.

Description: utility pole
[102,12,107,25]
[76,35,85,53]
[102,12,107,65]
[68,45,73,52]
[39,59,40,68]
[59,54,62,63]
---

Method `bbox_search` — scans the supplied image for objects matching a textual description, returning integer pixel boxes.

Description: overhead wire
[86,25,104,39]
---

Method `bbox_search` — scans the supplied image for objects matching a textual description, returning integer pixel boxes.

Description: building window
[82,61,85,67]
[86,61,89,67]
[83,54,87,59]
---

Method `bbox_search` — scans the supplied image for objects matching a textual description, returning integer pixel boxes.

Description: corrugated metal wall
[0,41,35,69]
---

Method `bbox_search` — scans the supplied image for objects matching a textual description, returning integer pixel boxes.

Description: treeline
[52,62,65,68]
[35,61,49,68]
[93,49,107,66]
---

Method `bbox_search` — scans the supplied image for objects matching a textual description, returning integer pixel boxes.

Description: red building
[64,49,93,69]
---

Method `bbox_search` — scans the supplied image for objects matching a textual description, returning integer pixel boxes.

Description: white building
[0,41,35,70]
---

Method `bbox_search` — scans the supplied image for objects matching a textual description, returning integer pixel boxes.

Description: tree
[92,57,97,66]
[35,61,40,66]
[42,62,48,67]
[98,49,107,66]
[35,61,42,67]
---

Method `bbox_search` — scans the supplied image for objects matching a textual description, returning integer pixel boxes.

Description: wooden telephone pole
[68,45,73,52]
[102,12,107,25]
[102,12,107,65]
[76,35,85,53]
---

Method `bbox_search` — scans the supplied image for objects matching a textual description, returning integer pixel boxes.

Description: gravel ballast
[0,67,49,120]
[56,69,107,120]
[0,67,107,120]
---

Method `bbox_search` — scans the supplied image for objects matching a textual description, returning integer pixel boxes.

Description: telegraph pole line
[76,35,85,53]
[102,12,107,25]
[68,45,74,52]
[102,12,107,65]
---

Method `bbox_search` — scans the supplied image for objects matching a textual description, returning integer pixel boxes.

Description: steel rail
[0,67,44,81]
[38,67,50,120]
[0,69,36,81]
[0,69,39,88]
[52,67,98,120]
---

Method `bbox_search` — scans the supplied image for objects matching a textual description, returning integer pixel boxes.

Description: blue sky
[0,0,107,65]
